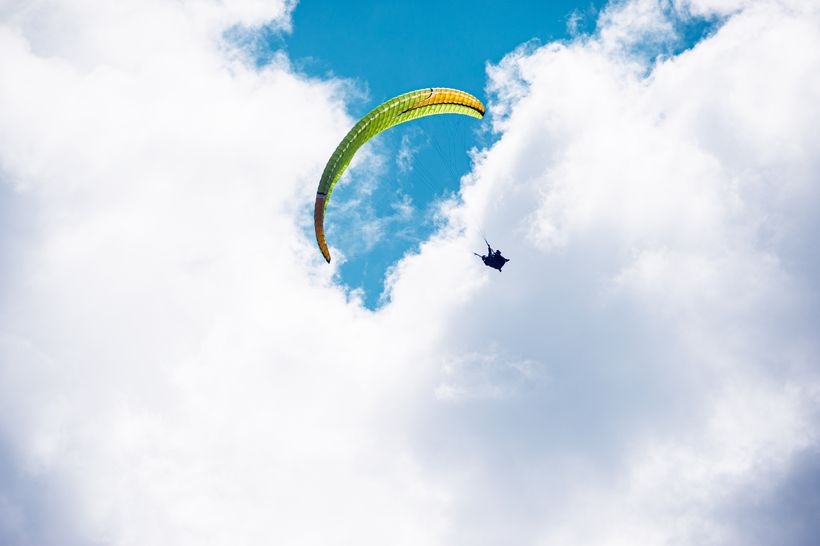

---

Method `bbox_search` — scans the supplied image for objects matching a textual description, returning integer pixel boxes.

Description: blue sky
[278,0,600,307]
[260,0,718,308]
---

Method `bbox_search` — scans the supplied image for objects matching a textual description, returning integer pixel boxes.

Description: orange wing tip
[314,193,332,264]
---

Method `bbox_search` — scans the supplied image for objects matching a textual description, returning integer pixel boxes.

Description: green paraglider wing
[314,87,485,263]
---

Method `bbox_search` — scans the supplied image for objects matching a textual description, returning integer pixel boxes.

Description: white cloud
[1,0,820,545]
[0,2,444,545]
[381,0,820,543]
[397,132,418,173]
[435,347,543,402]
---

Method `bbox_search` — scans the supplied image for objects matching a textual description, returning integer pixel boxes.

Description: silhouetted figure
[474,240,510,272]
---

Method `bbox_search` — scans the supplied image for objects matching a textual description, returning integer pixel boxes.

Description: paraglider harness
[474,239,510,272]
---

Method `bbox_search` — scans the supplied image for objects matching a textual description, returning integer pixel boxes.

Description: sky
[271,0,604,306]
[1,1,819,545]
[270,0,715,307]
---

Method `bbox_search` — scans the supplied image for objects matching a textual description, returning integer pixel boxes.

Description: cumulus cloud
[0,1,441,545]
[1,0,819,546]
[382,0,820,544]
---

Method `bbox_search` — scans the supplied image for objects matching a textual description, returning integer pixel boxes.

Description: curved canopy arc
[314,87,486,263]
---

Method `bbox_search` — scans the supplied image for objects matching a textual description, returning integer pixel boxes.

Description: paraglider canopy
[314,87,486,263]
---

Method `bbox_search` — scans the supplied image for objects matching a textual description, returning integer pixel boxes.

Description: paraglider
[314,87,486,263]
[474,239,510,272]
